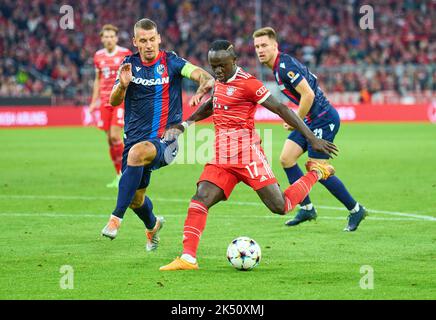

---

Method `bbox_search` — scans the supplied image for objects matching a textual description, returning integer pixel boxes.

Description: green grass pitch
[0,123,435,300]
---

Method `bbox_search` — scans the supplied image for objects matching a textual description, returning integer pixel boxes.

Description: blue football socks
[112,165,144,219]
[319,176,357,211]
[132,196,157,230]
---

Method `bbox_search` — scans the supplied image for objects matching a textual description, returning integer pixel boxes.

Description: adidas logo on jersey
[135,66,141,72]
[260,175,267,182]
[131,76,169,86]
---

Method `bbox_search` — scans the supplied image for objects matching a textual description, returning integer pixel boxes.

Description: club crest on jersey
[156,64,165,75]
[114,57,120,64]
[226,86,236,96]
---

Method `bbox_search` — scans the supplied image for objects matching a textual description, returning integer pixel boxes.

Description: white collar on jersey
[225,66,240,83]
[104,45,119,57]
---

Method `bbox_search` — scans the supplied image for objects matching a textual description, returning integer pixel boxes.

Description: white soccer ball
[226,236,261,271]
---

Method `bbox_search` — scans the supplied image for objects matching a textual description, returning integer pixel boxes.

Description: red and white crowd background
[1,102,436,127]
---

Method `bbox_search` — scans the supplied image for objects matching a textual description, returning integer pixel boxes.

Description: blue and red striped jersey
[273,52,333,125]
[115,50,187,145]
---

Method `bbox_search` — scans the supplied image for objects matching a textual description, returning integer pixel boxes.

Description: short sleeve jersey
[273,52,333,125]
[94,46,132,107]
[115,50,188,146]
[212,67,271,159]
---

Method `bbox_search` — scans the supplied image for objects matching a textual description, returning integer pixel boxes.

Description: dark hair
[209,39,237,58]
[134,18,158,34]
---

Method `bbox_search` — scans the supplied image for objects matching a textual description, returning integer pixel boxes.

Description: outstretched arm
[162,98,214,141]
[181,64,215,107]
[186,97,213,123]
[261,95,338,157]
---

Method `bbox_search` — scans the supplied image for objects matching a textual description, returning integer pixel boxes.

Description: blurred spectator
[0,0,434,104]
[359,87,372,104]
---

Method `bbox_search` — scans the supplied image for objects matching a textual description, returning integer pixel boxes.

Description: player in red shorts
[89,24,132,188]
[160,40,338,271]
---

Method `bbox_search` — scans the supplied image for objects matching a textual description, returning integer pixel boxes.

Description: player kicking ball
[160,40,338,271]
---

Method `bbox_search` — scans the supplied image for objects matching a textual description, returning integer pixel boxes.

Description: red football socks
[182,200,209,258]
[283,171,318,212]
[110,142,124,174]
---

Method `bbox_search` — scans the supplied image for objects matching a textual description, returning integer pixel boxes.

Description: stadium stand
[0,0,434,104]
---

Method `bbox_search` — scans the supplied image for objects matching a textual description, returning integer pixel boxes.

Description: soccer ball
[226,236,261,271]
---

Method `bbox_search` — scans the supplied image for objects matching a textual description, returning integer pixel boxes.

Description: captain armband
[181,63,198,79]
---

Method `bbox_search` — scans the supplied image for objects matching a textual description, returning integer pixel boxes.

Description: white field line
[0,194,435,221]
[0,212,431,222]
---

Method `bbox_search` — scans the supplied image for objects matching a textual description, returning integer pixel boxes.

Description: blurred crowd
[0,0,434,104]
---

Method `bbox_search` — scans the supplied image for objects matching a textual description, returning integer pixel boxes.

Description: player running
[160,40,338,271]
[253,27,367,231]
[101,19,214,251]
[90,24,132,188]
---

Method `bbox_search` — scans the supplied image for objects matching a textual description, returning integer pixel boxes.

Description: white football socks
[300,203,314,211]
[350,202,360,214]
[181,254,197,264]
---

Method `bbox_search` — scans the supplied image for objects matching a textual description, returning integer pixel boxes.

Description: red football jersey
[212,67,271,163]
[93,46,132,107]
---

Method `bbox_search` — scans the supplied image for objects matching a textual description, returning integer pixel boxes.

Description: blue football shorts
[287,107,340,159]
[121,137,179,189]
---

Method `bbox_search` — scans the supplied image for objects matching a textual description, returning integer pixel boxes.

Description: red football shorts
[198,144,277,199]
[98,104,124,131]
